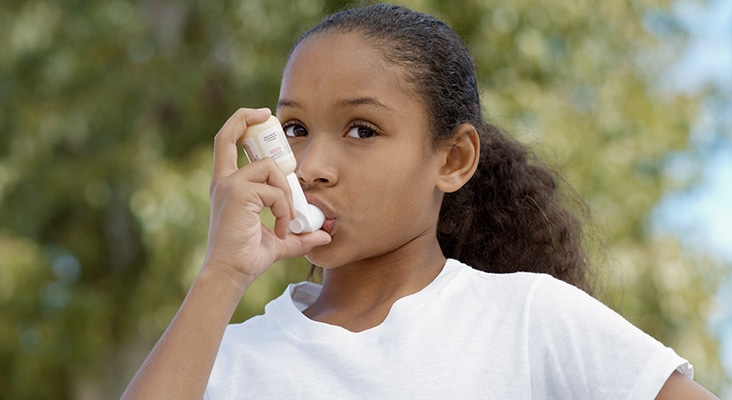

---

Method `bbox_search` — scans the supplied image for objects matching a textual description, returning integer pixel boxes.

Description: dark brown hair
[295,3,595,294]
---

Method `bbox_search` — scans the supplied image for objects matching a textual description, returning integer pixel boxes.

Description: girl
[123,4,717,399]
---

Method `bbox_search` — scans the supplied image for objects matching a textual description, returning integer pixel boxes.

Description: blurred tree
[0,0,727,398]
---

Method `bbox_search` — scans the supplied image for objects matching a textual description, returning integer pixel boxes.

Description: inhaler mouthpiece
[286,173,325,233]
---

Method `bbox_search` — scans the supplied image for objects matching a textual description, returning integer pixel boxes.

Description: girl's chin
[303,243,347,270]
[303,245,331,268]
[303,256,336,270]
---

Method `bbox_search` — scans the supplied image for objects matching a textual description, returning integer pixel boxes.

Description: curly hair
[294,3,595,294]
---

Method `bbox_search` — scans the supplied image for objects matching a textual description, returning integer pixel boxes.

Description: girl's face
[277,32,445,269]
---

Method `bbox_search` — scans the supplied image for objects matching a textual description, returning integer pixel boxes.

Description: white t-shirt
[205,259,692,399]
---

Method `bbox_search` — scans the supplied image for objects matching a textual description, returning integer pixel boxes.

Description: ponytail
[438,122,594,294]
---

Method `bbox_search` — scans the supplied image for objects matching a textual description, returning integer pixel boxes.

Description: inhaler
[241,115,325,233]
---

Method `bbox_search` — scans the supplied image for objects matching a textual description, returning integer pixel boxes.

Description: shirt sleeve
[526,274,693,400]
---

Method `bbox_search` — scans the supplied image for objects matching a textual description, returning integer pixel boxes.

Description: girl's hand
[203,108,331,285]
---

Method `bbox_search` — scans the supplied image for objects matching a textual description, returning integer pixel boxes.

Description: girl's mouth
[321,218,336,235]
[304,194,335,235]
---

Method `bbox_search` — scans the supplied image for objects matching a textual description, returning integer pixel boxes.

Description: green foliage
[0,0,728,397]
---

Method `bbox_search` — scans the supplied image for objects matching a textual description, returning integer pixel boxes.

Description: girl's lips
[321,218,337,235]
[304,195,336,234]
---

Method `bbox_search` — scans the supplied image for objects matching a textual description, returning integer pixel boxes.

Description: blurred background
[1,0,730,398]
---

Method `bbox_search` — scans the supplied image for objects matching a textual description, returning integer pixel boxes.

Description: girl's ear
[436,123,480,193]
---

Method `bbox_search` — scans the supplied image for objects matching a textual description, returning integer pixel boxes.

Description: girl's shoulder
[446,258,628,334]
[447,258,590,303]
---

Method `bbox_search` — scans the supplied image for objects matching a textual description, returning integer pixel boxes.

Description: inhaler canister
[240,115,325,233]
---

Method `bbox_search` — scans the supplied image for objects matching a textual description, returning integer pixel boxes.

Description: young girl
[123,4,717,399]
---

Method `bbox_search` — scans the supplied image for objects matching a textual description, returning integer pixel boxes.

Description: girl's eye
[283,124,308,137]
[345,124,377,139]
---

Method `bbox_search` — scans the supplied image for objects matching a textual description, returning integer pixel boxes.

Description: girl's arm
[656,371,719,400]
[121,264,253,400]
[121,108,331,400]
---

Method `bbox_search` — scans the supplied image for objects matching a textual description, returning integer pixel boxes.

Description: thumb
[280,231,332,260]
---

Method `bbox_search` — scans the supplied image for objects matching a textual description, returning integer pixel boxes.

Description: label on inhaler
[242,126,292,163]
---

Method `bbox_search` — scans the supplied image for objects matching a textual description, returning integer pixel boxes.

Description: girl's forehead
[286,31,408,78]
[280,32,415,102]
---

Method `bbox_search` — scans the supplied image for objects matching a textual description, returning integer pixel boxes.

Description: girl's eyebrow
[277,97,395,113]
[277,98,301,110]
[335,97,395,113]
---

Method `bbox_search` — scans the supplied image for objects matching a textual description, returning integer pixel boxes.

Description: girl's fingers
[209,158,296,245]
[248,180,295,239]
[211,108,271,185]
[234,157,295,218]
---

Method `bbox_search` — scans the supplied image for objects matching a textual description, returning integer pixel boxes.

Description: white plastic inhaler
[240,115,325,233]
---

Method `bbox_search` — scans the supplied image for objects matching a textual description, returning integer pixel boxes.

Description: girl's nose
[295,135,337,187]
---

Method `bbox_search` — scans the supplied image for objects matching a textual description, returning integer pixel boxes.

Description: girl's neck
[303,240,446,332]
